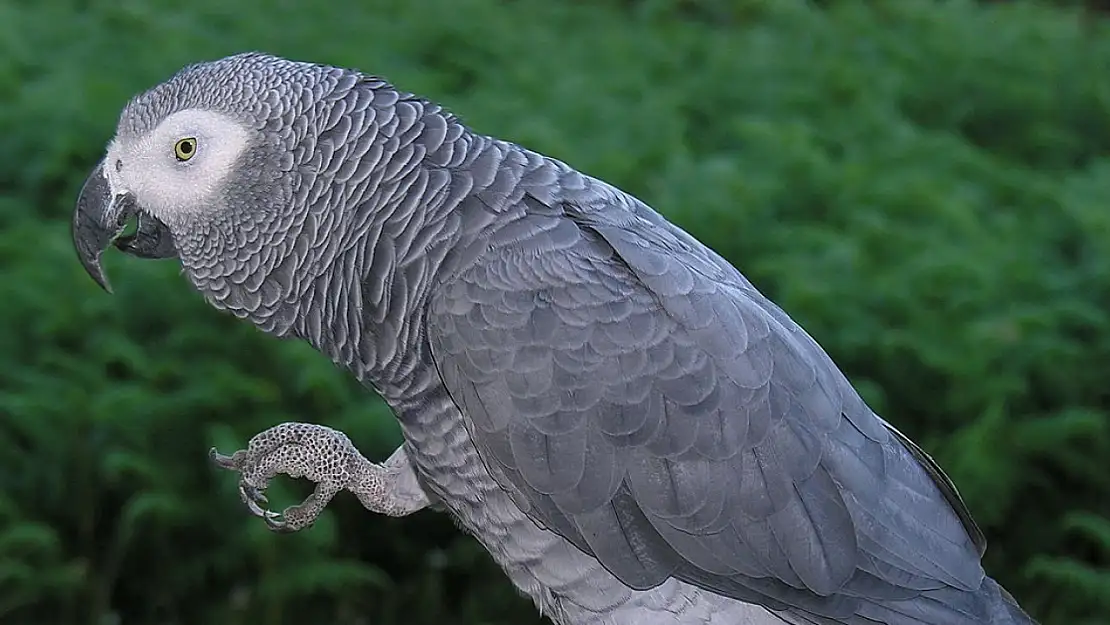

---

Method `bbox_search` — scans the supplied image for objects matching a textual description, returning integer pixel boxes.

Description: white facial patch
[105,109,252,230]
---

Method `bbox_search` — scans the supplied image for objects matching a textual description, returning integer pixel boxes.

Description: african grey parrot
[71,53,1037,625]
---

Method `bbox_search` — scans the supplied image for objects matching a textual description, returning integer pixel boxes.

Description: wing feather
[427,189,990,623]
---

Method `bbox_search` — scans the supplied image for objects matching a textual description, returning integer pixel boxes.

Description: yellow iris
[174,137,197,161]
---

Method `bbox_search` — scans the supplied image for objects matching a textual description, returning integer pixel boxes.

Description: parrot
[71,52,1038,625]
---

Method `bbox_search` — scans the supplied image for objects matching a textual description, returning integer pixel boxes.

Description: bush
[0,1,1107,624]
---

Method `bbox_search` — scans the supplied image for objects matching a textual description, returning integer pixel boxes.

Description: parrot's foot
[209,422,433,533]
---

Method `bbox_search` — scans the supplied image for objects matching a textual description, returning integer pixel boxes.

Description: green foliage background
[1,0,1108,623]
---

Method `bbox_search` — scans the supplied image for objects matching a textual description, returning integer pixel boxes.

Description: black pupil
[180,141,193,154]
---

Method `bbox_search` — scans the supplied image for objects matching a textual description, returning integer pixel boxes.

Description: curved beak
[72,161,132,293]
[72,160,177,294]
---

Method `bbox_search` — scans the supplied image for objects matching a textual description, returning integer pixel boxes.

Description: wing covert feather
[427,190,989,623]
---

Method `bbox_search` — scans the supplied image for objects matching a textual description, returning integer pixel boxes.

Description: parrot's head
[71,52,418,331]
[74,53,309,291]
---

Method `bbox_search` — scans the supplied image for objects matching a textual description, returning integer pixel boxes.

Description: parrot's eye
[174,137,197,162]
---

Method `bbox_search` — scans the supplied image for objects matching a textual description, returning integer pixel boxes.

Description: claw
[235,482,284,524]
[239,485,268,517]
[209,447,240,470]
[242,483,269,506]
[265,513,293,533]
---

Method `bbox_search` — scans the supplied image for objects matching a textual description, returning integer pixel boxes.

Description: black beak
[72,161,131,293]
[72,160,177,293]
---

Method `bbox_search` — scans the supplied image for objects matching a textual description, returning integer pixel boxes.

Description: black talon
[265,514,292,533]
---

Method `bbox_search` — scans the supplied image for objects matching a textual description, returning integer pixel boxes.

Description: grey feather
[427,187,1007,622]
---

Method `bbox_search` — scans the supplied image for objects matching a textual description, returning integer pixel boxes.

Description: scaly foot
[210,422,433,532]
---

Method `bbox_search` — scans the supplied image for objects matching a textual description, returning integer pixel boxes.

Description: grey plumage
[72,52,1037,625]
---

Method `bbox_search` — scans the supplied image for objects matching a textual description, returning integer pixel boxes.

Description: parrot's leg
[209,422,433,532]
